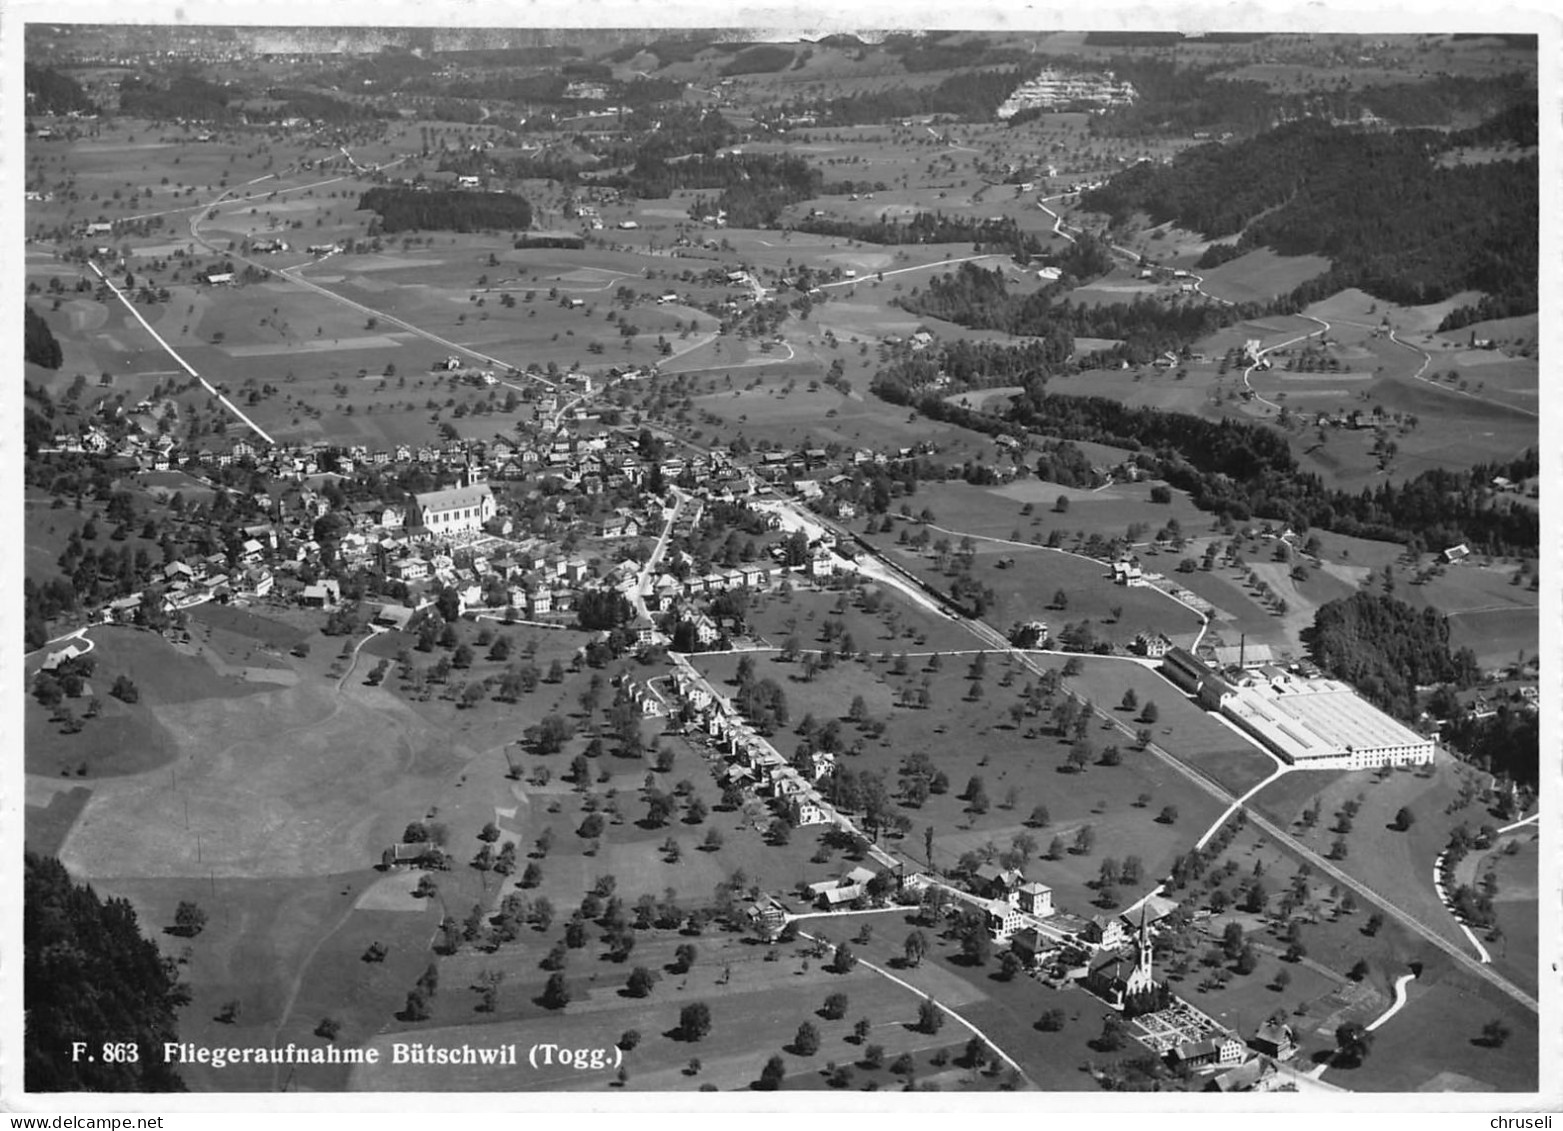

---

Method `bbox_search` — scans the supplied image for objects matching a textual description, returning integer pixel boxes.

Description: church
[1084,908,1158,1009]
[412,467,496,538]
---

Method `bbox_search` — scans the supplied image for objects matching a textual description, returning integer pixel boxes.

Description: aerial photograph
[16,19,1547,1104]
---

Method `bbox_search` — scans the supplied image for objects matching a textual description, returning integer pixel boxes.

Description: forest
[358,187,533,234]
[24,65,97,115]
[117,73,234,121]
[1301,593,1479,720]
[1081,117,1538,313]
[25,853,189,1091]
[25,305,63,370]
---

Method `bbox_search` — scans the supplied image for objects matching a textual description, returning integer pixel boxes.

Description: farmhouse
[412,474,496,538]
[1249,1019,1297,1060]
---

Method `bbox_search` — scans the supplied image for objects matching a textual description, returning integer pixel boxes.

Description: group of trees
[895,260,1258,367]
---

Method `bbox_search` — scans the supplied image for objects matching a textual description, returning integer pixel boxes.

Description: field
[1058,658,1275,796]
[348,923,985,1092]
[690,645,1228,918]
[1157,817,1537,1092]
[1194,249,1333,304]
[860,523,1205,653]
[1251,752,1493,957]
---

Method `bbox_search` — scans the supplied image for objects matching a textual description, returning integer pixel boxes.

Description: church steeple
[1138,904,1152,984]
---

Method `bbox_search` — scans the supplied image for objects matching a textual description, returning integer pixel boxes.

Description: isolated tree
[1027,804,1051,828]
[1335,1021,1373,1066]
[173,901,207,938]
[540,972,570,1009]
[618,1029,641,1051]
[626,966,659,998]
[1157,805,1179,825]
[917,998,944,1034]
[679,1001,712,1042]
[758,1054,787,1090]
[822,991,849,1020]
[1364,911,1385,936]
[792,1021,821,1056]
[1348,958,1371,982]
[403,989,430,1021]
[1120,689,1138,712]
[1481,1019,1512,1048]
[1139,702,1159,725]
[1393,806,1416,832]
[904,929,928,968]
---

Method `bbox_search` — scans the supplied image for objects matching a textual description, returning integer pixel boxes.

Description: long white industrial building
[1161,648,1435,770]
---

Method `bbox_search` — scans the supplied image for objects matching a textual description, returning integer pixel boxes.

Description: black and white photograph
[8,7,1556,1115]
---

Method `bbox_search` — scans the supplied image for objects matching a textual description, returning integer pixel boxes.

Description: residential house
[1016,881,1054,917]
[300,580,341,607]
[973,864,1026,902]
[789,796,831,827]
[984,898,1026,942]
[1168,1035,1244,1071]
[1134,631,1173,659]
[1084,914,1128,949]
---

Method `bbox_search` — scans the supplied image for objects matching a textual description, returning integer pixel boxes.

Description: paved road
[88,261,276,444]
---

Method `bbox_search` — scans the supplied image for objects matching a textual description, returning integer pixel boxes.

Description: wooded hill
[1082,116,1538,314]
[25,853,189,1091]
[1301,592,1479,720]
